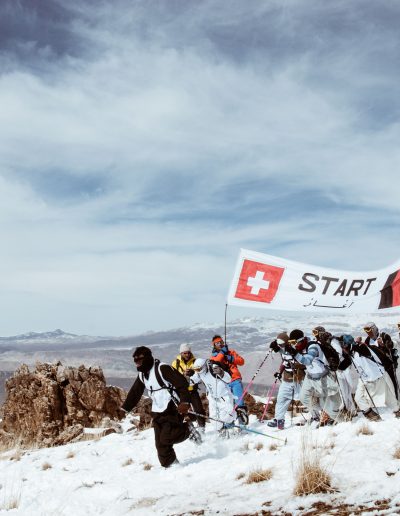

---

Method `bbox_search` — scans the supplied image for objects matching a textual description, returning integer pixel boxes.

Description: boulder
[0,362,126,447]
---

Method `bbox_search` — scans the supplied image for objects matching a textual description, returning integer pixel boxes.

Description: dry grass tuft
[356,423,373,436]
[122,458,134,467]
[236,472,245,480]
[9,451,23,462]
[41,461,52,470]
[245,468,273,484]
[240,442,250,453]
[0,497,20,511]
[142,462,152,471]
[66,451,75,459]
[293,431,334,496]
[393,447,400,460]
[254,442,264,451]
[269,443,278,452]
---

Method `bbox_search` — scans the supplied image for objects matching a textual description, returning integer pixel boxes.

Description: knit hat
[276,332,289,344]
[180,343,191,353]
[289,329,304,341]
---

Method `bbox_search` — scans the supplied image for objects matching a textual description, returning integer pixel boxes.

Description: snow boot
[236,406,249,425]
[393,409,400,418]
[277,419,285,430]
[267,418,278,428]
[363,408,381,422]
[187,422,203,445]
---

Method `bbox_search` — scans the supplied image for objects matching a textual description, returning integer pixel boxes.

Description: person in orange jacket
[210,335,248,424]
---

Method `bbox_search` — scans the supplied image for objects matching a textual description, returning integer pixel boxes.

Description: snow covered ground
[2,409,400,515]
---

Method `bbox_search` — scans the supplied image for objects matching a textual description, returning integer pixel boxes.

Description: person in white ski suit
[286,329,341,425]
[341,336,400,421]
[267,332,305,429]
[330,335,357,414]
[191,358,235,431]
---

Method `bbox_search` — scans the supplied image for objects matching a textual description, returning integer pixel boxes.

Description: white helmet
[193,358,206,372]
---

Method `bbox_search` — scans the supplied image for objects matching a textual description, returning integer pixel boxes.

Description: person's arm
[122,376,145,412]
[293,344,319,366]
[160,364,191,404]
[228,350,245,366]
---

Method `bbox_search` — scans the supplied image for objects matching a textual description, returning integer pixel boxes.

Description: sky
[0,0,400,336]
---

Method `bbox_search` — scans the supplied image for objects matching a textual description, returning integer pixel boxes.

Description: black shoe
[236,407,249,425]
[267,419,278,428]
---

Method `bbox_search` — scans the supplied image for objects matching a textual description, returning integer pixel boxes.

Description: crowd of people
[121,322,400,468]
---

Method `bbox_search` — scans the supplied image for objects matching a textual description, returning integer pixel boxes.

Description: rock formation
[0,362,126,447]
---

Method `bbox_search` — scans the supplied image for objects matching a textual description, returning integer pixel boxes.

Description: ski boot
[267,418,278,428]
[236,406,249,425]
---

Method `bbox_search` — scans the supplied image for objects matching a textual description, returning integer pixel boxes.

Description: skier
[190,358,235,437]
[171,343,206,429]
[285,329,342,426]
[341,336,400,422]
[122,346,195,468]
[210,335,248,424]
[267,332,306,429]
[330,334,356,415]
[358,322,399,397]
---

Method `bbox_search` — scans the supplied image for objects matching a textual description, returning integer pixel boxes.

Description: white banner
[227,249,400,313]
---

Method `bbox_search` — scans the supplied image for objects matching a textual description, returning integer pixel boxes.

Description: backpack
[308,339,340,372]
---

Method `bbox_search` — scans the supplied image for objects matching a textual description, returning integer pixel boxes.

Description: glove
[185,369,194,377]
[273,371,282,380]
[284,344,297,357]
[270,340,280,352]
[177,402,190,415]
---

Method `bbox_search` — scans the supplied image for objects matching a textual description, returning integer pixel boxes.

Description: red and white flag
[227,249,400,313]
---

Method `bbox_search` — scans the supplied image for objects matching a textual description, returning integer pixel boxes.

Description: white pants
[355,372,399,412]
[275,381,302,421]
[208,396,235,430]
[300,373,341,420]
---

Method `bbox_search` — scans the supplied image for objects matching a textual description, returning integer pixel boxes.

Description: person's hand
[355,336,362,344]
[273,371,282,380]
[185,369,194,377]
[270,340,280,352]
[177,402,190,415]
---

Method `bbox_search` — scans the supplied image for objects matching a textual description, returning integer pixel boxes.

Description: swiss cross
[247,271,270,295]
[235,259,285,304]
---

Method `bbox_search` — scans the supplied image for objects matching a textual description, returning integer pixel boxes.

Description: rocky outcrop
[0,362,126,447]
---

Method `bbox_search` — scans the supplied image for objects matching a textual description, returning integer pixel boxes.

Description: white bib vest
[140,361,175,413]
[353,349,384,382]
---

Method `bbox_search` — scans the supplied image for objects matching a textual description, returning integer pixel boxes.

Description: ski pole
[349,355,381,418]
[260,377,279,423]
[232,349,273,412]
[187,410,287,443]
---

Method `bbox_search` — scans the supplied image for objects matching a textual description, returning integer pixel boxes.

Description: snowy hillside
[2,408,400,515]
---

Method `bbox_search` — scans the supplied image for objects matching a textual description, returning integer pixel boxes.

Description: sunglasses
[364,327,373,332]
[213,339,224,345]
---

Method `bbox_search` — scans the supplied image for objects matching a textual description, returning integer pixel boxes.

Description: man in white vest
[122,346,193,468]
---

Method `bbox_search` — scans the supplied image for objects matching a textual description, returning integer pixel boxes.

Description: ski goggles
[212,337,224,345]
[288,337,303,345]
[276,338,287,345]
[363,326,373,332]
[312,329,320,336]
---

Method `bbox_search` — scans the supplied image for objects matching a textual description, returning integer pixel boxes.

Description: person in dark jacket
[122,346,192,468]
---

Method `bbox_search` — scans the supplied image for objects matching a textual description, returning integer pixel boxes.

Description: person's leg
[230,379,245,408]
[274,381,293,421]
[154,412,190,468]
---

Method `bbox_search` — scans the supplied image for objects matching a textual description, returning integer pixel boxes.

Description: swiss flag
[235,259,285,303]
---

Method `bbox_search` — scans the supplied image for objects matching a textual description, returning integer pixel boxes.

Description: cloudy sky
[0,0,399,336]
